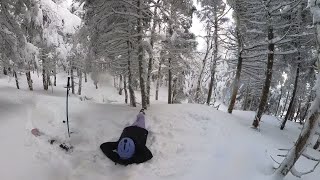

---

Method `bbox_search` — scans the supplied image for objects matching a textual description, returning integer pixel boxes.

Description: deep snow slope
[0,72,319,180]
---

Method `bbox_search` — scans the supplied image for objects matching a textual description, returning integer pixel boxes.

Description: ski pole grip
[67,77,70,87]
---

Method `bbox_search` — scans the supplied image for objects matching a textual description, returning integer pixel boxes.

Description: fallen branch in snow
[278,148,290,151]
[290,161,320,178]
[277,154,287,157]
[302,153,320,161]
[270,155,281,165]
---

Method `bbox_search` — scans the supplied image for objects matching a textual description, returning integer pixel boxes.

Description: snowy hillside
[0,73,319,180]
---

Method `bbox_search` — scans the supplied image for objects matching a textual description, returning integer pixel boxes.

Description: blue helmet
[117,138,135,159]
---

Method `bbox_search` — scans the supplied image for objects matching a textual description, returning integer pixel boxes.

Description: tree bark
[78,70,82,95]
[137,0,147,109]
[146,1,159,105]
[71,68,75,94]
[281,91,290,118]
[42,56,49,91]
[228,53,243,113]
[207,4,218,106]
[252,18,274,128]
[124,75,128,104]
[276,86,283,116]
[119,75,123,95]
[301,95,313,123]
[281,65,300,130]
[155,58,163,101]
[295,99,301,123]
[26,71,33,91]
[228,9,243,114]
[127,41,136,107]
[47,72,51,86]
[195,37,212,103]
[42,68,48,90]
[54,65,57,86]
[168,57,172,104]
[13,71,19,89]
[3,67,7,75]
[84,72,88,83]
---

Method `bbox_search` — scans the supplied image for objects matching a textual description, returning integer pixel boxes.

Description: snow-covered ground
[0,72,319,180]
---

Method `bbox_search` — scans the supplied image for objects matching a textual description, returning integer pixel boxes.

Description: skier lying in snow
[100,109,153,165]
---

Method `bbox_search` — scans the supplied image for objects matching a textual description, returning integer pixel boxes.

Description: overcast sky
[190,0,206,51]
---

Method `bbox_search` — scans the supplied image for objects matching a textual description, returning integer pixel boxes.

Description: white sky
[190,0,206,51]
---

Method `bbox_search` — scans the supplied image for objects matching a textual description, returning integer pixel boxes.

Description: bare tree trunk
[301,94,313,123]
[206,59,216,106]
[42,56,48,91]
[295,99,301,123]
[228,53,243,113]
[42,68,48,90]
[281,91,290,118]
[168,58,172,104]
[3,67,7,75]
[281,65,300,130]
[128,41,136,107]
[276,86,283,116]
[124,75,128,104]
[71,68,75,94]
[14,70,19,89]
[172,78,178,103]
[26,71,33,91]
[146,1,159,105]
[54,65,57,86]
[207,6,218,106]
[78,70,82,95]
[195,39,212,103]
[137,0,147,109]
[252,19,274,128]
[155,59,163,101]
[119,75,123,95]
[84,72,87,83]
[228,11,243,114]
[47,72,51,86]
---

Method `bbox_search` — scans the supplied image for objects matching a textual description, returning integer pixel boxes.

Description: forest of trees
[1,0,320,178]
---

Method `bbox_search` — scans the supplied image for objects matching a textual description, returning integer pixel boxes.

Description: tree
[194,0,229,104]
[280,64,300,129]
[245,0,301,128]
[227,0,244,113]
[77,0,154,108]
[273,0,320,178]
[159,0,195,104]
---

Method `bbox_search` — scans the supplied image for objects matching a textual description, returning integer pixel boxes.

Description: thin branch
[302,153,320,161]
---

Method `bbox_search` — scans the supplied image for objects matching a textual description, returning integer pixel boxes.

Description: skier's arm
[133,145,153,164]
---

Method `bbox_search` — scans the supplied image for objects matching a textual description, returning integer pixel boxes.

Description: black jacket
[100,126,153,165]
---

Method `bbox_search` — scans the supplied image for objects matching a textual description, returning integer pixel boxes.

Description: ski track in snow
[1,73,320,180]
